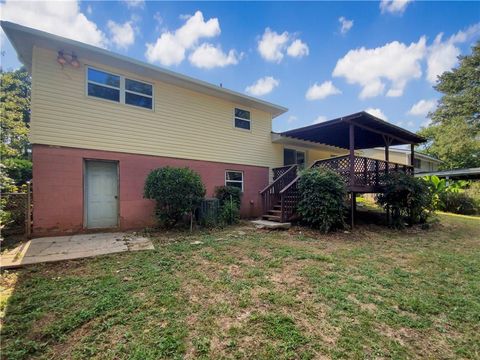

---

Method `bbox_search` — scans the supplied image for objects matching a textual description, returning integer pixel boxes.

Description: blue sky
[1,1,479,133]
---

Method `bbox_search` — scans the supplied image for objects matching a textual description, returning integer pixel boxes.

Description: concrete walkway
[1,232,154,269]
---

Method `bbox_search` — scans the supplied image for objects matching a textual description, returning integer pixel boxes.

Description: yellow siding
[30,47,281,168]
[307,148,347,165]
[361,149,408,165]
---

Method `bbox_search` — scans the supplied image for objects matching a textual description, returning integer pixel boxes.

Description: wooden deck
[260,155,413,223]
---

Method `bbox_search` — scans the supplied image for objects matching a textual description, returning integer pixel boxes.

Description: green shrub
[214,186,242,207]
[219,200,240,225]
[465,181,480,206]
[439,192,478,215]
[376,173,433,228]
[144,167,205,228]
[3,158,32,185]
[297,168,347,233]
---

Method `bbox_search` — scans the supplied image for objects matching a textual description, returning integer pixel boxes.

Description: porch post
[349,124,355,228]
[410,144,415,174]
[349,123,355,186]
[351,192,356,229]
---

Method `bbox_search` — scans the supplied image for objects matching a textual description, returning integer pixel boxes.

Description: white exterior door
[85,161,119,229]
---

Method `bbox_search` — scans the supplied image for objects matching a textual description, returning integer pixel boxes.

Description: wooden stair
[262,203,282,222]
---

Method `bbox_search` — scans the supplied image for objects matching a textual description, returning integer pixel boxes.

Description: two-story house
[3,21,425,235]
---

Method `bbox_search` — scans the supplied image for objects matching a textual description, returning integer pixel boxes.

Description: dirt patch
[47,318,97,358]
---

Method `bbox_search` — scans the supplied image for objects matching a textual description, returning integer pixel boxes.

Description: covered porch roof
[279,111,425,149]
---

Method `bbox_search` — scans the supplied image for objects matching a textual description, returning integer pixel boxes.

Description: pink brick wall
[32,145,269,236]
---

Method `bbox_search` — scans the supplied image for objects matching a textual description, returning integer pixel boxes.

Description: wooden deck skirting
[261,155,413,223]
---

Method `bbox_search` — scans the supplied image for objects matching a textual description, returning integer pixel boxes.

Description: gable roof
[280,111,426,149]
[1,21,288,118]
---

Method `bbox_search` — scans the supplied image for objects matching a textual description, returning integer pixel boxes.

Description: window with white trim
[225,171,244,191]
[87,67,153,110]
[234,108,251,130]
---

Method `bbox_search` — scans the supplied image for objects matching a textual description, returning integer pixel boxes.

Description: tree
[419,42,480,169]
[0,67,31,158]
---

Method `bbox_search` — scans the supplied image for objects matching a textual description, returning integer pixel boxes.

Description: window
[87,68,120,102]
[125,78,153,109]
[87,67,153,110]
[234,108,251,130]
[413,159,421,168]
[225,171,244,191]
[284,148,306,168]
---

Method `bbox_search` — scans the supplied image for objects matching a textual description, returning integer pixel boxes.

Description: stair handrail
[259,164,297,194]
[278,158,325,195]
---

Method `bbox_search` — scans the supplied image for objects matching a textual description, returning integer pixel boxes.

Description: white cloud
[365,108,388,121]
[0,0,107,47]
[338,16,353,35]
[145,11,222,66]
[333,37,426,99]
[245,76,279,96]
[287,39,309,58]
[395,119,415,128]
[189,43,240,69]
[107,20,135,49]
[86,4,92,15]
[426,23,480,84]
[257,28,290,63]
[380,0,412,15]
[305,81,341,101]
[257,28,309,62]
[288,115,298,123]
[122,0,145,9]
[407,99,436,116]
[313,115,328,124]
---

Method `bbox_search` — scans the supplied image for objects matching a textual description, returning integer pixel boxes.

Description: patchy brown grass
[1,213,479,359]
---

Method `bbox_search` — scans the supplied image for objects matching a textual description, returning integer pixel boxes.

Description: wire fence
[1,182,32,238]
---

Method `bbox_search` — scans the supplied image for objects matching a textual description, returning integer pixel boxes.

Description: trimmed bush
[439,192,478,215]
[297,168,347,233]
[214,186,242,207]
[144,167,205,228]
[376,173,433,228]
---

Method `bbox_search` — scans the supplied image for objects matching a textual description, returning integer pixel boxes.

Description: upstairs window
[234,108,251,130]
[125,78,153,109]
[87,67,153,110]
[225,171,244,191]
[87,68,120,102]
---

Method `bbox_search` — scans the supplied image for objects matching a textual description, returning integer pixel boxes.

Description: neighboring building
[3,22,425,235]
[361,147,441,173]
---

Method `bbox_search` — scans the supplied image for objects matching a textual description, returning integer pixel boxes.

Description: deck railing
[273,165,294,181]
[312,155,413,188]
[274,156,413,222]
[260,164,297,215]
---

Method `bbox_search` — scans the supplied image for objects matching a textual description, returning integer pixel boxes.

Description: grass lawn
[1,213,479,359]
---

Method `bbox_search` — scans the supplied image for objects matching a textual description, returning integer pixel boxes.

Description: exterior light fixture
[57,50,67,66]
[56,50,81,68]
[70,53,80,68]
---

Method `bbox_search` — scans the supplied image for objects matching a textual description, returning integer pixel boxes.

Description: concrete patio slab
[251,220,291,229]
[1,232,154,269]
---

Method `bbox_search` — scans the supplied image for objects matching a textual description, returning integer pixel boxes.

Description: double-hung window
[87,67,153,110]
[125,78,153,109]
[234,108,251,130]
[225,171,244,191]
[87,68,121,102]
